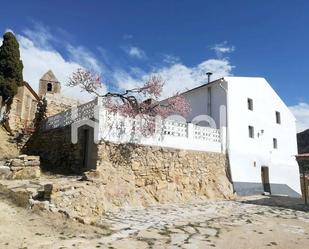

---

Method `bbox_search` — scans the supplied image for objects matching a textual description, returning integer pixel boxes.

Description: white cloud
[126,46,146,59]
[17,35,99,102]
[10,27,107,102]
[114,58,234,99]
[4,28,15,34]
[23,24,54,49]
[289,102,309,132]
[162,54,180,64]
[211,41,235,57]
[66,45,102,73]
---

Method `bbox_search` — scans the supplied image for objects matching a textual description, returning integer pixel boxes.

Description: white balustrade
[193,125,221,143]
[44,98,225,153]
[163,120,187,137]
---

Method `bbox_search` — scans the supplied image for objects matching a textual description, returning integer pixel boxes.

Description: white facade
[181,76,301,196]
[43,76,301,196]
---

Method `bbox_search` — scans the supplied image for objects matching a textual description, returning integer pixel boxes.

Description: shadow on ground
[239,195,309,212]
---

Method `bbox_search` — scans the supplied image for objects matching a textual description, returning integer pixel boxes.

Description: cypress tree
[0,32,23,101]
[33,98,47,130]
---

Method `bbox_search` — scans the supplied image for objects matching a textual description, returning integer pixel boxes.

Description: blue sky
[1,0,309,130]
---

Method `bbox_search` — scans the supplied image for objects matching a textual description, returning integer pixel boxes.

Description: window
[275,111,281,124]
[47,83,52,92]
[247,98,253,111]
[273,138,278,149]
[248,126,254,138]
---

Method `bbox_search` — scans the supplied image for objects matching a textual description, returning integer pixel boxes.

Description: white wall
[225,77,301,194]
[181,80,227,128]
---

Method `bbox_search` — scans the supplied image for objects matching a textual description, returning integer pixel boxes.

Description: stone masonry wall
[45,93,80,117]
[24,126,234,216]
[95,141,234,207]
[23,126,87,173]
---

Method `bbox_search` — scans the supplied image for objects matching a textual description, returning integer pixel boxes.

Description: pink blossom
[68,69,191,135]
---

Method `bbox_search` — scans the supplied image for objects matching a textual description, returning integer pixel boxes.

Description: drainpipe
[218,79,228,153]
[218,79,234,188]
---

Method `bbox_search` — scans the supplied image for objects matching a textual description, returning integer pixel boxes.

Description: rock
[81,170,101,182]
[131,162,140,171]
[197,227,218,237]
[44,184,53,200]
[10,166,24,171]
[30,200,50,212]
[137,230,165,240]
[0,166,11,179]
[10,159,23,167]
[11,167,41,179]
[27,155,40,161]
[24,160,40,167]
[18,154,28,160]
[49,206,59,213]
[156,180,167,190]
[135,178,145,187]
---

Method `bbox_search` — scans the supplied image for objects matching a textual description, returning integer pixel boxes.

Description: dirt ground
[0,196,309,249]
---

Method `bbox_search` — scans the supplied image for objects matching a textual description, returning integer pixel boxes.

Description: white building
[44,76,301,197]
[180,76,301,196]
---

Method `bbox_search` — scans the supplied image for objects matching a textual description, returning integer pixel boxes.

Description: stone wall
[23,126,88,173]
[7,84,38,132]
[45,93,80,117]
[95,141,234,206]
[0,155,40,180]
[24,126,234,215]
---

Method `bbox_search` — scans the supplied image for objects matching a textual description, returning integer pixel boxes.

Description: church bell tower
[38,70,61,98]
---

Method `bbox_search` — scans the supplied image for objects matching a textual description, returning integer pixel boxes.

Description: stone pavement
[1,196,309,249]
[95,197,309,249]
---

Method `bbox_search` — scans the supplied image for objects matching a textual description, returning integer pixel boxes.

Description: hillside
[297,129,309,154]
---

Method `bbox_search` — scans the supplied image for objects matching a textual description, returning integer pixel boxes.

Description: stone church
[4,81,40,132]
[0,70,79,132]
[38,70,79,117]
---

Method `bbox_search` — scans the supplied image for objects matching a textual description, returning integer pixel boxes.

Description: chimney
[206,72,213,83]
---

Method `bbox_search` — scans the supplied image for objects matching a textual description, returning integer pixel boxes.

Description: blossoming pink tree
[68,68,190,134]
